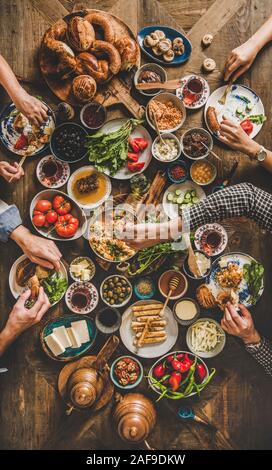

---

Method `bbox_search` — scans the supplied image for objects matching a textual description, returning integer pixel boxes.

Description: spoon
[95,90,111,115]
[160,275,180,316]
[148,103,170,149]
[201,141,221,161]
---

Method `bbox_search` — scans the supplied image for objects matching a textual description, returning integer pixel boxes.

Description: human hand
[219,119,261,157]
[221,302,261,344]
[0,161,24,182]
[224,41,258,82]
[6,287,50,337]
[13,89,48,127]
[118,222,168,251]
[11,226,62,270]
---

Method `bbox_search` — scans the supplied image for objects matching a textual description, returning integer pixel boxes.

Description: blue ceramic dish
[41,314,97,361]
[110,356,143,390]
[167,159,188,183]
[0,101,55,157]
[138,26,192,66]
[134,277,155,300]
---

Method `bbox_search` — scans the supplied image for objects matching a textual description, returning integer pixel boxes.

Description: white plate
[194,223,228,256]
[9,254,67,306]
[163,181,206,220]
[36,155,70,189]
[207,252,264,308]
[176,75,210,109]
[97,119,152,180]
[204,84,265,139]
[67,165,112,211]
[120,300,178,359]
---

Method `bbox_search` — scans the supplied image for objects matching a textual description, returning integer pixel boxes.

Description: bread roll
[66,16,95,51]
[72,75,97,103]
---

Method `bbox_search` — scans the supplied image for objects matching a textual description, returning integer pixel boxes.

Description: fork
[218,81,233,106]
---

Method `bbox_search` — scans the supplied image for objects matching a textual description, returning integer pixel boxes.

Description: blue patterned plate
[41,314,97,361]
[207,252,264,308]
[0,101,55,157]
[138,26,192,66]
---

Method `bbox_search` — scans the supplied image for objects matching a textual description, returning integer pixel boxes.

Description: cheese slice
[70,320,90,344]
[53,326,72,349]
[81,269,91,281]
[66,327,82,348]
[70,265,82,274]
[44,333,65,356]
[78,260,90,269]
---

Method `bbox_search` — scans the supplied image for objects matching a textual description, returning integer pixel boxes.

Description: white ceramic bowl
[152,132,181,163]
[190,159,217,186]
[67,166,112,211]
[100,275,133,308]
[181,127,213,160]
[134,63,167,97]
[146,92,186,133]
[30,189,87,242]
[186,318,226,358]
[69,256,96,283]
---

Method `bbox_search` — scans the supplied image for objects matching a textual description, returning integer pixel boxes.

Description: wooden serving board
[39,9,144,118]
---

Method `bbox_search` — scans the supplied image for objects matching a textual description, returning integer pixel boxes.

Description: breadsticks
[131,302,167,348]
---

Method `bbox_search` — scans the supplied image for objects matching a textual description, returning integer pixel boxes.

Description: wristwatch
[255,145,267,162]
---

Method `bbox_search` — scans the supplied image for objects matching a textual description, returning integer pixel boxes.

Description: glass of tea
[42,159,58,178]
[183,77,203,105]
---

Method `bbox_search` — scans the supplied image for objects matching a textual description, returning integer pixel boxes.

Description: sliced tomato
[127,152,139,162]
[133,137,148,151]
[127,161,145,173]
[14,134,28,150]
[240,119,253,136]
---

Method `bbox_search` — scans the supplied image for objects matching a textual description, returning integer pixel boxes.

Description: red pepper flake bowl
[110,355,143,390]
[148,350,214,400]
[167,159,188,184]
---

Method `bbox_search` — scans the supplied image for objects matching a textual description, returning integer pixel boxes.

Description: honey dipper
[160,276,180,316]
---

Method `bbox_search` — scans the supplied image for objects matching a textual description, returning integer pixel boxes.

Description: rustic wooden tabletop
[1,0,272,450]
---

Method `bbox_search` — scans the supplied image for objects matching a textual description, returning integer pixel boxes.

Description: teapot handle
[92,335,120,371]
[144,440,156,451]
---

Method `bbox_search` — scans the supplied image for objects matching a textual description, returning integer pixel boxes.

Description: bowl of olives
[100,275,132,308]
[50,122,88,163]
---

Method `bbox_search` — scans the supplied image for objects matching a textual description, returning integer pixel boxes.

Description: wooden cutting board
[39,9,144,118]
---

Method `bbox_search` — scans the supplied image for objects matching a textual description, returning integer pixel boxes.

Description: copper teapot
[58,335,119,414]
[114,393,156,444]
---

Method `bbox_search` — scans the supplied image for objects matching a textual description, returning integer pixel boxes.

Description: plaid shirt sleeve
[182,183,272,233]
[182,182,272,376]
[245,338,272,377]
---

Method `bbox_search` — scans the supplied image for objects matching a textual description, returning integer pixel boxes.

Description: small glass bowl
[134,277,155,300]
[167,159,188,184]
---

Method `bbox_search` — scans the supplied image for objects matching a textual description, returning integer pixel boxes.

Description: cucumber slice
[190,190,196,197]
[184,192,191,200]
[177,197,184,204]
[175,189,182,196]
[192,197,199,204]
[236,106,244,115]
[246,102,253,111]
[167,193,174,202]
[172,196,178,203]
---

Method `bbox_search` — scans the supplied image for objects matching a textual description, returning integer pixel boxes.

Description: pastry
[203,57,216,72]
[144,34,160,47]
[202,33,214,47]
[158,39,171,53]
[66,16,95,51]
[172,37,185,55]
[16,259,36,287]
[163,50,175,62]
[154,30,166,40]
[217,290,239,312]
[91,40,121,75]
[115,37,139,71]
[76,52,110,83]
[152,44,163,56]
[84,11,115,43]
[196,284,217,309]
[72,75,97,103]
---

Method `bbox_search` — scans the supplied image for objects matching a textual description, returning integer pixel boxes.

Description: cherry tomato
[53,195,72,215]
[240,119,253,136]
[34,199,52,213]
[46,210,58,224]
[55,213,79,238]
[32,213,46,227]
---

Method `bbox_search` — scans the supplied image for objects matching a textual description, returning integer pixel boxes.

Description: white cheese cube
[44,333,65,356]
[78,260,90,269]
[53,325,72,349]
[66,327,82,348]
[71,320,90,344]
[81,269,91,281]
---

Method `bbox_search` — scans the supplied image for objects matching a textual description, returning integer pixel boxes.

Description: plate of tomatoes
[30,190,87,241]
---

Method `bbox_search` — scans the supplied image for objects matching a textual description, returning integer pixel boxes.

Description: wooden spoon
[148,103,170,149]
[160,275,180,316]
[136,79,182,91]
[183,233,202,278]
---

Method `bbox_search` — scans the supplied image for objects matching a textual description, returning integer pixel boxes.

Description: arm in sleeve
[182,183,272,233]
[245,337,272,377]
[0,199,22,242]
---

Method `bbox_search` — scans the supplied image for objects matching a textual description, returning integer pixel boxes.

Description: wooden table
[1,0,272,450]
